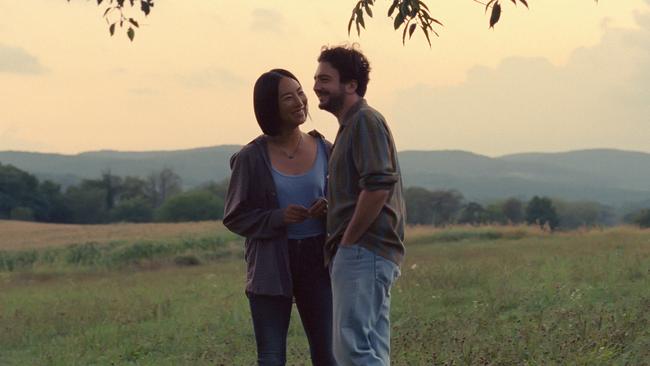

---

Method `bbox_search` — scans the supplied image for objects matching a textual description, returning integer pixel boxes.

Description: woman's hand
[283,204,310,224]
[308,198,328,219]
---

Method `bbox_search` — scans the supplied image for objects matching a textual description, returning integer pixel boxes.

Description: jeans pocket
[375,255,398,287]
[394,265,402,281]
[336,243,360,260]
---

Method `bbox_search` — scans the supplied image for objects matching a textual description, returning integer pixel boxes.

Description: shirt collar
[340,98,367,126]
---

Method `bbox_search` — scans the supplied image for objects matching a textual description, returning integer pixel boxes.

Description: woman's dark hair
[317,45,371,97]
[253,68,302,136]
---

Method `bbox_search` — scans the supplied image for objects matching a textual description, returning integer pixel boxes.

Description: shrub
[110,242,170,265]
[110,197,154,223]
[526,196,559,231]
[155,190,224,222]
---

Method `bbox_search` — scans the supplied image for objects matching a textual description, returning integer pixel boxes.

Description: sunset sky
[1,0,649,156]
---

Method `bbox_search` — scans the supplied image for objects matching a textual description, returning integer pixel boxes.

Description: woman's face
[277,77,308,130]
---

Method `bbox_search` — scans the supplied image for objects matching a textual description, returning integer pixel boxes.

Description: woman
[223,69,336,366]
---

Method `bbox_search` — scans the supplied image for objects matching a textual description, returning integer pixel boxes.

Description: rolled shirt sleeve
[352,112,399,191]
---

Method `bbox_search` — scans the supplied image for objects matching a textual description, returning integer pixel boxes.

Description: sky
[1,0,649,156]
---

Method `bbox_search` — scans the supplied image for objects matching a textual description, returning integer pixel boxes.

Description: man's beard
[318,89,345,114]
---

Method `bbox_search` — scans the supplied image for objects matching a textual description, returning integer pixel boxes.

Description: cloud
[0,44,46,75]
[389,12,650,155]
[180,68,246,89]
[250,8,286,34]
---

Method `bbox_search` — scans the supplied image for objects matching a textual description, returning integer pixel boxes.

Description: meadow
[0,221,648,365]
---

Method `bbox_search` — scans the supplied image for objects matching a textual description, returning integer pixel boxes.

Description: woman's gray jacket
[223,130,331,298]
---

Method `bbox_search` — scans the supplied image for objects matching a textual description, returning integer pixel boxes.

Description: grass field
[0,220,227,250]
[0,221,648,365]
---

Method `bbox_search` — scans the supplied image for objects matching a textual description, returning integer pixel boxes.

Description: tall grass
[391,228,650,365]
[0,225,648,365]
[0,235,240,272]
[405,224,545,245]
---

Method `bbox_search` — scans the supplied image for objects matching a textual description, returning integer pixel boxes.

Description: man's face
[313,61,345,115]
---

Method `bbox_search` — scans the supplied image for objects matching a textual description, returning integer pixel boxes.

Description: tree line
[0,163,226,224]
[2,162,649,229]
[403,187,649,230]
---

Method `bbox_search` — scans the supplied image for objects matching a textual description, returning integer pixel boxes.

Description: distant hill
[399,149,650,205]
[499,149,650,192]
[2,147,649,206]
[0,146,241,188]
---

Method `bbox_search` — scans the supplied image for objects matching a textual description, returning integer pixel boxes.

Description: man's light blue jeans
[330,244,401,366]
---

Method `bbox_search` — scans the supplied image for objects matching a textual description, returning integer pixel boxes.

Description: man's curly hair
[317,44,371,97]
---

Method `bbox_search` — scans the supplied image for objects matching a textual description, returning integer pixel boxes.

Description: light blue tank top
[271,140,327,239]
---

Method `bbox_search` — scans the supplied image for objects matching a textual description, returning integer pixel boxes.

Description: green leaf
[388,0,398,17]
[109,23,116,36]
[348,14,355,35]
[103,7,112,17]
[97,0,103,5]
[422,26,431,46]
[489,2,502,28]
[393,12,404,30]
[357,9,365,29]
[141,0,151,16]
[400,2,409,17]
[129,18,139,28]
[408,23,417,38]
[127,27,135,41]
[519,0,529,8]
[411,1,420,18]
[364,2,373,17]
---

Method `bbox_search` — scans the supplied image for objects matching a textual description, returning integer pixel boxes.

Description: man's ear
[344,80,358,95]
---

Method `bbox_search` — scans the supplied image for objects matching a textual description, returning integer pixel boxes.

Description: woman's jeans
[248,235,336,366]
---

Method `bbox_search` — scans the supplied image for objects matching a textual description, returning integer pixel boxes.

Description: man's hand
[340,189,390,246]
[308,198,328,219]
[282,204,310,224]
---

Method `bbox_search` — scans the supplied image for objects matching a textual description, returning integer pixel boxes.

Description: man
[314,45,405,366]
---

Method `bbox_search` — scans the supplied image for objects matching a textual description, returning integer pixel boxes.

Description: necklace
[286,133,302,159]
[277,133,303,159]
